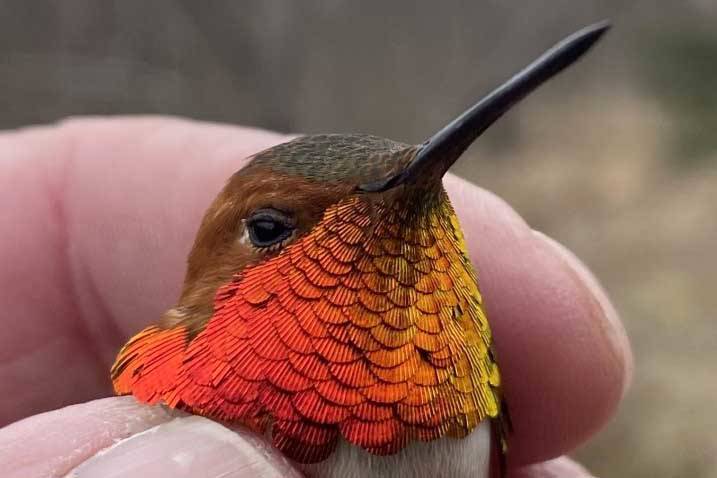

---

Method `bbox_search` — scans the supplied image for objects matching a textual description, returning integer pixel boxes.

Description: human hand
[0,117,632,477]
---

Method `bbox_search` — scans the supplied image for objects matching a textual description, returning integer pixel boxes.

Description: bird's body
[110,23,609,477]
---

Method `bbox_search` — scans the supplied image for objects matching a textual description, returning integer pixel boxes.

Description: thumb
[0,397,300,478]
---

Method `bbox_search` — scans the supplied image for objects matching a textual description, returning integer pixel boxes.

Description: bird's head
[168,21,609,334]
[112,23,609,464]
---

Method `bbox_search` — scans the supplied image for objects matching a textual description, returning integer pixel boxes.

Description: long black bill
[360,21,610,193]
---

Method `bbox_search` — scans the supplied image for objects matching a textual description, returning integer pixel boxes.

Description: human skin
[0,117,632,477]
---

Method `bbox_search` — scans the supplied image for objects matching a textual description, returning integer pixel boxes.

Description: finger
[446,174,632,464]
[64,417,301,478]
[0,397,171,477]
[0,397,300,478]
[509,456,595,478]
[0,117,631,466]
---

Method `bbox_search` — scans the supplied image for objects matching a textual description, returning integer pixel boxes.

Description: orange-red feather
[111,193,501,463]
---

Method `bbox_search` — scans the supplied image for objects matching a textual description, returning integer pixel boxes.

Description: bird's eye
[246,208,295,249]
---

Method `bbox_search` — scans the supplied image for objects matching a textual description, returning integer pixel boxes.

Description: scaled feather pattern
[112,192,502,463]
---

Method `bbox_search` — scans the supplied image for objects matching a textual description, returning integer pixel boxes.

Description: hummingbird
[111,22,609,478]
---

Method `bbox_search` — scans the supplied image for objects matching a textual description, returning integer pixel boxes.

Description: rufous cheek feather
[111,21,609,470]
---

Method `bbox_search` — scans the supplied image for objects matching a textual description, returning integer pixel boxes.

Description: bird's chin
[299,420,491,478]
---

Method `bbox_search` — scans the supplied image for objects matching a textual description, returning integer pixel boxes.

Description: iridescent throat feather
[111,190,502,463]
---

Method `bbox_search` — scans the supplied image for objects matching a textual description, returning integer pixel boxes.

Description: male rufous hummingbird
[111,22,609,478]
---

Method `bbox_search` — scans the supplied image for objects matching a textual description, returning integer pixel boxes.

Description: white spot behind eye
[238,220,251,246]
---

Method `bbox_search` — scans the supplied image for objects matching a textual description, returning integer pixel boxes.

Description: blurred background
[0,1,714,476]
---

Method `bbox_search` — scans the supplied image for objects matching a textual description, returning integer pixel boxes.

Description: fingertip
[0,397,172,478]
[494,229,629,464]
[533,230,633,395]
[65,416,301,478]
[509,457,595,478]
[444,174,631,464]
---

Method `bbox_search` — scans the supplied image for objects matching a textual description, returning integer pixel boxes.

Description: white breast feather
[300,420,491,478]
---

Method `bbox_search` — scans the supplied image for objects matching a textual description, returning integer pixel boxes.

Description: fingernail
[65,416,301,478]
[532,230,634,395]
[510,456,597,478]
